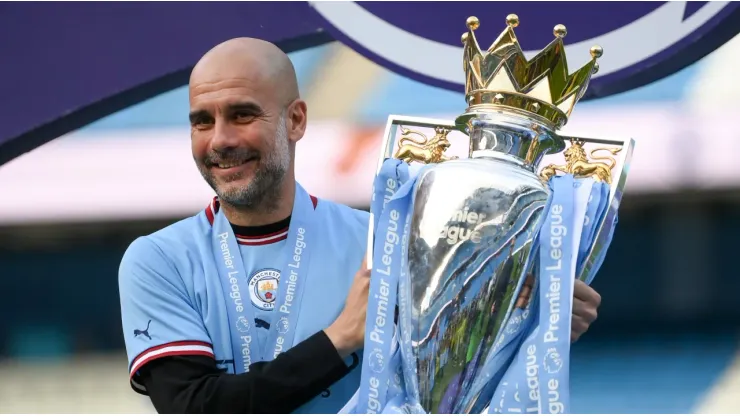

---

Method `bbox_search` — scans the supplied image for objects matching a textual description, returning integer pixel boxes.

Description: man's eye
[234,113,255,122]
[192,119,213,130]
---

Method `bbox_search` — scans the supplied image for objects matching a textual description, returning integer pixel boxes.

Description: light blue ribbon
[357,158,417,413]
[348,164,616,415]
[488,176,611,414]
[212,183,315,373]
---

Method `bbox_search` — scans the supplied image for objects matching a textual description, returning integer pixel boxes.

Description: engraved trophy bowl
[403,112,562,413]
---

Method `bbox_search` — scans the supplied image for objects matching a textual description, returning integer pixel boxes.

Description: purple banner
[0,1,738,165]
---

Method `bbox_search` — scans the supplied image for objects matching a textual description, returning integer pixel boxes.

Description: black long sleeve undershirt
[138,331,354,414]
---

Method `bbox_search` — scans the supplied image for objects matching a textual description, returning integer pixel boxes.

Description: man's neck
[220,182,295,227]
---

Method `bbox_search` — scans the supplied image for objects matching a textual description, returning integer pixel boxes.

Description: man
[118,38,602,414]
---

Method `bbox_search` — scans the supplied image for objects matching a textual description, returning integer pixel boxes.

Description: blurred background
[2,20,740,415]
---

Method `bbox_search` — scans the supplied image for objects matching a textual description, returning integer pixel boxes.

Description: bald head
[190,37,299,104]
[188,37,309,218]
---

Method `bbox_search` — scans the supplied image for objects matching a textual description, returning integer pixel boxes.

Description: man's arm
[140,331,357,414]
[119,237,371,414]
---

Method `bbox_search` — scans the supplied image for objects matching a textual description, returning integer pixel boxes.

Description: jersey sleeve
[119,236,214,394]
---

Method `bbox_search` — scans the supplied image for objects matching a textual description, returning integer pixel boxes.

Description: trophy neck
[456,111,565,172]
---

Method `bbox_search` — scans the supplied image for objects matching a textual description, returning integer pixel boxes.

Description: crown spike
[467,16,480,30]
[506,14,519,28]
[553,24,567,38]
[590,45,603,59]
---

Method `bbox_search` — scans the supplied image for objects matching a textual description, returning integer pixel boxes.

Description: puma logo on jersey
[134,320,152,340]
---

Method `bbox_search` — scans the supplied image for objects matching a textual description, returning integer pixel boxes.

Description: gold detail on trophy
[394,126,458,165]
[461,14,603,129]
[540,139,622,184]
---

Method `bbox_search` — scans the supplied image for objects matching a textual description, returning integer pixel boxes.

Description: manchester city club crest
[248,269,281,311]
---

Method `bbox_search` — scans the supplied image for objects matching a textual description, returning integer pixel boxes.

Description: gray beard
[199,114,291,212]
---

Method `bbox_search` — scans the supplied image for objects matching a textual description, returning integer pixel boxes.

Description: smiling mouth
[212,157,258,170]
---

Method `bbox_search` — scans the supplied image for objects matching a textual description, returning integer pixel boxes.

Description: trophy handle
[366,115,465,269]
[551,134,635,281]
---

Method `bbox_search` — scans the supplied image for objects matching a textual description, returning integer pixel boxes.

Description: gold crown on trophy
[461,14,603,129]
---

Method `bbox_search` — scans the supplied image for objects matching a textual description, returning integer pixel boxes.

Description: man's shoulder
[148,212,209,245]
[313,197,369,253]
[119,211,208,277]
[316,197,369,229]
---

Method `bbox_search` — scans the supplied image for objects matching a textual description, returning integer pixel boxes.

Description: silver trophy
[365,14,634,413]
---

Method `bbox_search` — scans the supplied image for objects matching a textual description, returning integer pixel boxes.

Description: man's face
[189,78,291,209]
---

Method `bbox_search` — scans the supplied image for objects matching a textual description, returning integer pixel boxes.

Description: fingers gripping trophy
[341,13,635,415]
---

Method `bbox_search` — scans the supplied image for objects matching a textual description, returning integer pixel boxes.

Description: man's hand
[571,280,601,342]
[324,259,371,358]
[515,274,534,308]
[515,276,601,343]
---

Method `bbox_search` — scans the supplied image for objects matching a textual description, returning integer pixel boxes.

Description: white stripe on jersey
[130,343,214,377]
[236,229,289,244]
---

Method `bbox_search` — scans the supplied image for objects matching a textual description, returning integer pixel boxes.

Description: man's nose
[211,119,241,150]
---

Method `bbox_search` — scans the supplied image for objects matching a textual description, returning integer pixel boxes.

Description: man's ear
[286,99,308,143]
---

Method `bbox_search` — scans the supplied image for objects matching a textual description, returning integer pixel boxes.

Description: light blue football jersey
[119,190,369,413]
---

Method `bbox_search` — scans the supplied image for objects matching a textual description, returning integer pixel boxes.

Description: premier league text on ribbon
[367,208,400,413]
[274,226,307,358]
[218,231,252,371]
[524,343,541,413]
[544,203,566,346]
[212,184,316,379]
[357,166,416,414]
[374,209,400,282]
[542,202,567,414]
[383,176,398,209]
[368,173,401,351]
